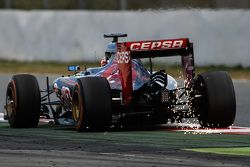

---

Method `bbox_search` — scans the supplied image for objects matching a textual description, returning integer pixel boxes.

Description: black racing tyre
[5,74,41,128]
[192,71,236,128]
[72,77,112,131]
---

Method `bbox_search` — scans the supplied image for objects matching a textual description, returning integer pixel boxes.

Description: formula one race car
[4,33,236,131]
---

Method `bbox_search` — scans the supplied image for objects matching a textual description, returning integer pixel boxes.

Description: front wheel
[5,74,41,128]
[191,71,236,128]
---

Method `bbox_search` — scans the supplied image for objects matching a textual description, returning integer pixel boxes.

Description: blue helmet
[105,42,117,54]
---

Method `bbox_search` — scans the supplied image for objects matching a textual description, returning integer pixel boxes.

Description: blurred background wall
[1,0,250,10]
[0,0,249,67]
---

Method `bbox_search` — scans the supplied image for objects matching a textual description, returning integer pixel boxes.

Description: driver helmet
[105,42,117,59]
[100,42,117,67]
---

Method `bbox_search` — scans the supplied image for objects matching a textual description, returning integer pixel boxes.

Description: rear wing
[127,38,190,58]
[117,38,195,106]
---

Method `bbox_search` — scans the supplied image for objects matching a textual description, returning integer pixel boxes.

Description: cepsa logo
[116,51,131,64]
[130,40,184,51]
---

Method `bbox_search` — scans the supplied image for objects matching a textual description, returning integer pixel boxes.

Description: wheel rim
[72,91,80,122]
[193,76,209,126]
[6,85,15,118]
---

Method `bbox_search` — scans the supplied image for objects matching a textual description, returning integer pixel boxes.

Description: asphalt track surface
[0,74,250,167]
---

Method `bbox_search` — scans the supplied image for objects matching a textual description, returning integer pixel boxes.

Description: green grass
[2,121,250,157]
[185,147,250,156]
[0,60,249,80]
[0,60,98,75]
[1,122,250,150]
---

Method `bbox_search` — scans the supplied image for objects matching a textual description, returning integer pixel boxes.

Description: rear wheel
[192,71,236,128]
[72,77,112,131]
[5,74,41,128]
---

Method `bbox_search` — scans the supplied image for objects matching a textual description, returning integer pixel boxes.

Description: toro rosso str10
[4,33,236,131]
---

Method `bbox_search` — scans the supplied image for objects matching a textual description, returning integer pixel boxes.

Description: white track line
[175,127,250,134]
[1,113,250,134]
[168,123,250,134]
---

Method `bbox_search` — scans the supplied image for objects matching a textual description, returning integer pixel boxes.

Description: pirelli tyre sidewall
[5,74,41,128]
[192,71,236,128]
[73,77,112,131]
